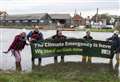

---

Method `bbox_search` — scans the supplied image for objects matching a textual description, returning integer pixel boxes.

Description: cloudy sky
[0,0,119,17]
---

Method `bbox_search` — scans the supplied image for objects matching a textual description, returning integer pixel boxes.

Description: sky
[0,0,120,17]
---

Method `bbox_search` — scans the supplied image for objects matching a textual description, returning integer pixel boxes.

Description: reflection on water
[0,28,119,74]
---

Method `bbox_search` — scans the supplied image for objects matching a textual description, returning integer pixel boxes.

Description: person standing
[107,30,120,74]
[3,31,27,71]
[82,30,93,63]
[52,30,67,63]
[27,25,44,65]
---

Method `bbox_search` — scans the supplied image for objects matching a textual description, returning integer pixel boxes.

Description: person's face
[86,31,90,36]
[21,32,26,38]
[34,26,39,32]
[57,30,62,36]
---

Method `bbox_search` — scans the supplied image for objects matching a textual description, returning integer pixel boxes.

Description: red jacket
[31,33,41,41]
[8,35,26,51]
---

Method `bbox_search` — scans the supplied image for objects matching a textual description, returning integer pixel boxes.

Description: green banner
[30,39,114,59]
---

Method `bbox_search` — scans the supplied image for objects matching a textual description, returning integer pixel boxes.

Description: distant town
[0,8,120,30]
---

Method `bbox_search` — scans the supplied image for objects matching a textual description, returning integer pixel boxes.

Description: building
[72,14,85,27]
[5,13,51,26]
[91,14,111,25]
[49,14,71,28]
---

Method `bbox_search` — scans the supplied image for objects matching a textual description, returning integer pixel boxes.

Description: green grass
[76,28,114,32]
[0,62,119,82]
[0,25,114,32]
[0,25,32,29]
[88,28,113,32]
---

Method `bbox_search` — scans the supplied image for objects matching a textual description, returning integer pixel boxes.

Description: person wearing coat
[82,30,93,63]
[3,31,27,71]
[52,30,67,63]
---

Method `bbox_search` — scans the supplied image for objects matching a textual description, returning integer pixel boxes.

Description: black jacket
[107,34,120,52]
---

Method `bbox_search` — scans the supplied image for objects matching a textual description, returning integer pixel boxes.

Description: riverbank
[0,62,119,82]
[0,25,114,32]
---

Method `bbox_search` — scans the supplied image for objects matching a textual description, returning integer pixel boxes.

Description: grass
[0,25,32,29]
[0,62,119,82]
[0,25,114,32]
[76,28,114,32]
[88,28,113,32]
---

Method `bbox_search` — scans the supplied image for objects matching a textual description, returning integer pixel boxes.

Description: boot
[88,57,92,63]
[32,58,35,70]
[114,59,120,76]
[61,56,64,63]
[82,56,87,63]
[54,56,58,63]
[16,62,22,72]
[109,59,114,72]
[38,58,41,66]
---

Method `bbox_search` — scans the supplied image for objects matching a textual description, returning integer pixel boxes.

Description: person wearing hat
[107,30,120,73]
[3,30,27,71]
[82,29,93,63]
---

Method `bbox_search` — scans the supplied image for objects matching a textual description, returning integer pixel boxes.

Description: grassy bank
[0,25,32,29]
[0,25,114,32]
[0,62,119,82]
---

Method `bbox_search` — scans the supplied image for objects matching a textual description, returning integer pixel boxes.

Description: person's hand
[3,51,9,54]
[26,40,30,45]
[29,38,36,42]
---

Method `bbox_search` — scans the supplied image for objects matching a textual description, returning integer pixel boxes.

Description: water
[0,28,119,74]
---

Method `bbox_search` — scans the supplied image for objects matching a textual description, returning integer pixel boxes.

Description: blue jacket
[27,31,44,41]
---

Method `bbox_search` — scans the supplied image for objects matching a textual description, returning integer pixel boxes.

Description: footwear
[61,56,64,63]
[82,56,87,63]
[16,62,22,72]
[87,57,92,63]
[54,56,58,63]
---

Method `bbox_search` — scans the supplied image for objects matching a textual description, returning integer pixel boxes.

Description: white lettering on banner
[34,43,43,48]
[65,42,93,48]
[99,43,111,49]
[45,43,64,47]
[101,49,111,55]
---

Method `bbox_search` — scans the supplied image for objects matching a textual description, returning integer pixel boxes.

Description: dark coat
[83,35,93,40]
[107,34,120,52]
[52,35,67,40]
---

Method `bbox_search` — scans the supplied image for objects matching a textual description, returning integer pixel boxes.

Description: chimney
[74,9,77,16]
